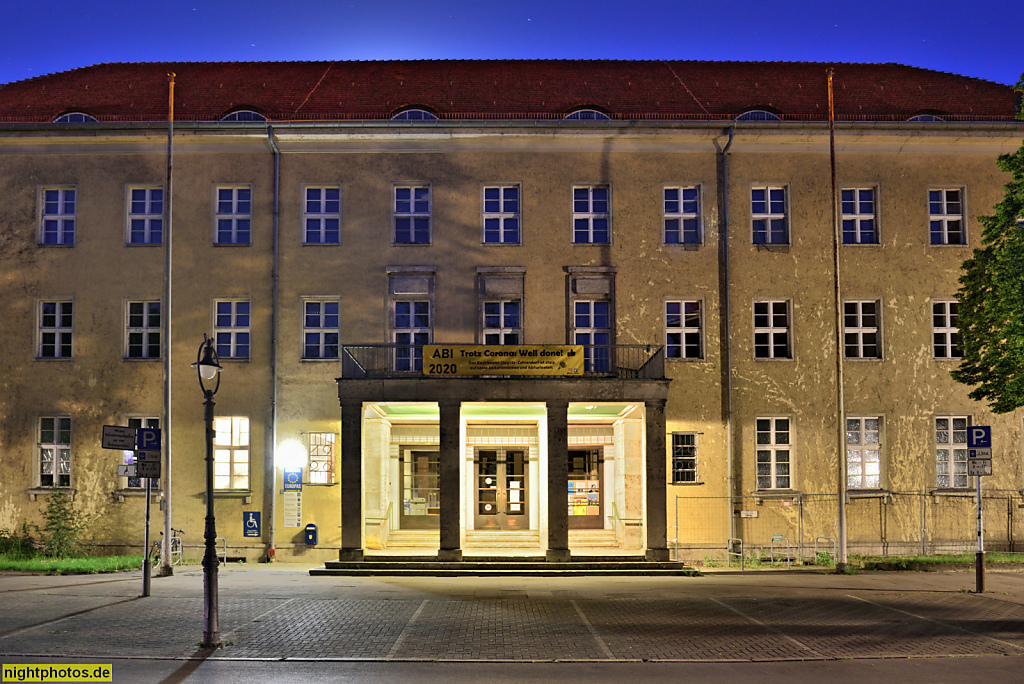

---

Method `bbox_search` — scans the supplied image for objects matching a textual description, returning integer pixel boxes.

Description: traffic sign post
[102,425,137,450]
[967,426,991,593]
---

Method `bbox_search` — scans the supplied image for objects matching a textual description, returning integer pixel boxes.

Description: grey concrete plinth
[545,548,571,562]
[645,548,670,562]
[436,549,463,562]
[338,548,364,561]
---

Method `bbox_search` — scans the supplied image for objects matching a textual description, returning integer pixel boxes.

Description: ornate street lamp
[192,335,223,648]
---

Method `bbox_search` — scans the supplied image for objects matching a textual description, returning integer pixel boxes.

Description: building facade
[0,60,1022,563]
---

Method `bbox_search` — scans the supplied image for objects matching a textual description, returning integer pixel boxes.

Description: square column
[437,400,463,561]
[546,399,570,562]
[339,402,363,561]
[645,399,669,561]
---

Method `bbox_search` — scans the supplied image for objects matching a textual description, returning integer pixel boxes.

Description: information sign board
[136,461,161,478]
[117,464,137,478]
[134,450,161,463]
[283,467,302,491]
[968,459,992,476]
[102,425,137,450]
[243,512,261,538]
[423,345,584,377]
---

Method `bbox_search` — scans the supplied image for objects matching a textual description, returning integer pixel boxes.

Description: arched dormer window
[53,112,98,124]
[564,109,611,120]
[907,114,945,122]
[391,108,438,121]
[220,109,267,122]
[737,109,782,122]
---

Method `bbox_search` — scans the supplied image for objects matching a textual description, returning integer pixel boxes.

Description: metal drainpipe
[266,126,281,560]
[720,126,736,543]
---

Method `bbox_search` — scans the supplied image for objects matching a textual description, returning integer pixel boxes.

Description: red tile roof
[0,60,1016,123]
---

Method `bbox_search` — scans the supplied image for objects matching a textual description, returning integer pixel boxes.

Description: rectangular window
[40,186,76,246]
[394,185,431,244]
[483,300,521,344]
[846,417,881,489]
[38,300,73,359]
[482,185,520,244]
[935,416,968,488]
[304,186,341,244]
[671,433,698,483]
[214,416,249,490]
[841,188,877,244]
[753,300,791,359]
[844,300,880,359]
[574,300,612,372]
[215,186,251,245]
[665,300,702,359]
[38,416,72,487]
[393,300,431,371]
[127,186,164,245]
[214,300,250,359]
[929,188,965,245]
[751,186,788,244]
[932,300,963,359]
[124,417,160,489]
[126,300,161,359]
[664,186,701,244]
[573,186,610,244]
[303,299,340,359]
[307,431,336,484]
[756,417,791,490]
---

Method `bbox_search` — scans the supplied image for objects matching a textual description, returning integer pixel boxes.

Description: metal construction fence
[670,489,1024,563]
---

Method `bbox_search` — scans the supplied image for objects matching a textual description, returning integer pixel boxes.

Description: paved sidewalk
[1,564,1023,665]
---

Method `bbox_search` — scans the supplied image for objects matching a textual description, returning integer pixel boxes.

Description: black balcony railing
[340,344,665,380]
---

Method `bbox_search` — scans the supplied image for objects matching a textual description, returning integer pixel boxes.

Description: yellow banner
[423,345,584,377]
[3,664,113,682]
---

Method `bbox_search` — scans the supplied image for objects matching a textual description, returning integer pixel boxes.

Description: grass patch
[857,552,1024,571]
[0,553,143,574]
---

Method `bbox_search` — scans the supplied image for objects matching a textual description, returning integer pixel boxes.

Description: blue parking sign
[244,511,261,538]
[967,426,991,448]
[136,428,162,451]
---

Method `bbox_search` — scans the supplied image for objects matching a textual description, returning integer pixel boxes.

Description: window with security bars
[932,300,962,359]
[39,300,73,359]
[574,300,611,372]
[751,186,788,244]
[671,433,697,483]
[573,186,610,244]
[665,300,702,359]
[214,300,250,359]
[214,416,249,490]
[40,187,76,245]
[393,300,430,371]
[664,186,701,244]
[841,188,877,244]
[126,301,161,359]
[753,300,791,359]
[307,432,336,484]
[846,417,881,489]
[929,189,965,245]
[483,300,521,344]
[303,300,339,359]
[756,417,791,489]
[38,417,71,487]
[215,186,251,244]
[935,416,968,488]
[124,417,160,489]
[394,185,431,244]
[844,300,880,359]
[127,187,164,245]
[304,186,341,244]
[483,185,520,244]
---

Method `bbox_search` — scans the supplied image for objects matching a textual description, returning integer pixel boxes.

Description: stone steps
[311,557,698,577]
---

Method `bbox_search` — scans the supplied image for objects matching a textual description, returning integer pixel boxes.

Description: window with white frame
[841,188,877,244]
[393,300,431,371]
[844,300,880,359]
[671,433,698,483]
[664,186,701,244]
[846,417,881,489]
[127,186,164,245]
[482,185,520,244]
[574,300,612,372]
[123,416,160,489]
[214,416,249,490]
[935,416,968,488]
[303,299,339,359]
[214,300,250,359]
[38,300,73,359]
[215,186,251,245]
[38,416,72,487]
[303,186,340,244]
[751,186,788,244]
[482,300,521,344]
[307,431,336,484]
[753,300,791,359]
[932,300,963,359]
[40,186,76,245]
[126,300,161,359]
[665,300,702,359]
[394,185,431,244]
[929,188,965,245]
[573,186,610,244]
[756,417,791,489]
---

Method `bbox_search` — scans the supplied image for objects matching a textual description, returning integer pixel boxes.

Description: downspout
[719,126,736,543]
[266,126,281,560]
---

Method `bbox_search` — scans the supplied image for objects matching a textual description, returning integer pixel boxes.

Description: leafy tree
[36,492,89,558]
[951,139,1024,412]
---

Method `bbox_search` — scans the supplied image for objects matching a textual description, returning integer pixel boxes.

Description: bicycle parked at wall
[150,528,184,567]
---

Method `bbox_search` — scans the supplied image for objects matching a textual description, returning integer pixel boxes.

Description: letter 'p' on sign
[967,426,991,448]
[136,428,162,451]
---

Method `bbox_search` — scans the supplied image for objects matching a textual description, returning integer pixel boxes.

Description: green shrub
[37,492,89,558]
[0,523,36,559]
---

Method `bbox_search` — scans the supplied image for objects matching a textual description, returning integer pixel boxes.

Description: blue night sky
[1,0,1021,86]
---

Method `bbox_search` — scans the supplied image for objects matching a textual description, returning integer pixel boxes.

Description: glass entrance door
[474,448,528,531]
[568,448,603,529]
[399,450,439,529]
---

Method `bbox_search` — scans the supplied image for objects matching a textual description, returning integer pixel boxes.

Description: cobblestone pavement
[1,566,1023,663]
